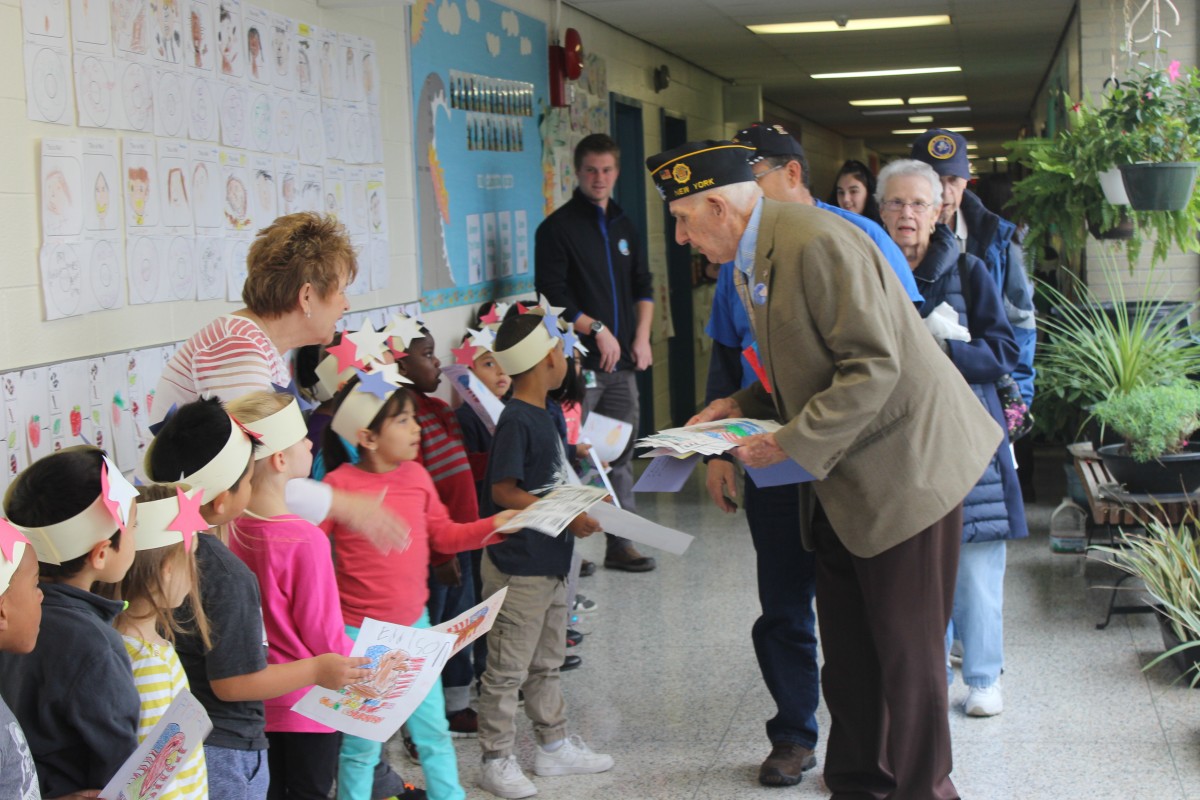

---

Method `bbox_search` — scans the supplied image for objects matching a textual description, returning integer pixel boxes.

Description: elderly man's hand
[687,397,742,427]
[734,432,787,468]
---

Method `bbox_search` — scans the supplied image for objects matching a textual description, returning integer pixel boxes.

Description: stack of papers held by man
[636,418,782,458]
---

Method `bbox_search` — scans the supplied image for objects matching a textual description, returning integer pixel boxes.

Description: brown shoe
[604,545,656,572]
[758,742,816,787]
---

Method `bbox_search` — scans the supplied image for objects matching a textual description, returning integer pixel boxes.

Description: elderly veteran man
[647,140,1000,800]
[699,122,925,789]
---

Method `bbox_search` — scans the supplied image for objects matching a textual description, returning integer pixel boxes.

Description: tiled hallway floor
[388,454,1200,799]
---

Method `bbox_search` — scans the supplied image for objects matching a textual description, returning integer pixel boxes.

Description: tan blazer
[731,200,1001,558]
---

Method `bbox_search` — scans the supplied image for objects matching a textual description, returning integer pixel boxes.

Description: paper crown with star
[145,411,255,499]
[327,322,414,442]
[0,519,30,593]
[239,397,310,460]
[383,309,427,354]
[493,307,564,376]
[11,451,137,565]
[134,485,206,553]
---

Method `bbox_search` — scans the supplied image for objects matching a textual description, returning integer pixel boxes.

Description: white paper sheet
[442,363,504,434]
[589,501,694,555]
[495,485,609,537]
[582,412,632,463]
[99,689,212,800]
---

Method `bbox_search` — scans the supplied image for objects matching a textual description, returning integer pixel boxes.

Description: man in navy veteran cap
[648,139,1002,800]
[910,128,1036,410]
[695,123,923,788]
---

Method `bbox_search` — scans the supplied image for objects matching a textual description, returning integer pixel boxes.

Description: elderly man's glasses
[752,164,786,182]
[881,199,934,212]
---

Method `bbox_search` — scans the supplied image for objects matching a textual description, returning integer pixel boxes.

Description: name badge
[752,282,768,305]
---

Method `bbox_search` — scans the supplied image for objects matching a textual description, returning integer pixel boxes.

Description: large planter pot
[1097,442,1200,495]
[1120,162,1200,211]
[1099,166,1131,205]
[1157,613,1200,686]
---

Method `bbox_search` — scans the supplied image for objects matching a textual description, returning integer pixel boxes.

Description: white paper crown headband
[240,398,309,460]
[493,313,561,376]
[17,454,137,565]
[135,487,207,552]
[0,520,30,594]
[145,415,255,498]
[329,368,409,442]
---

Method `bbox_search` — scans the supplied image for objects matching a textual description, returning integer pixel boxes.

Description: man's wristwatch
[589,320,605,335]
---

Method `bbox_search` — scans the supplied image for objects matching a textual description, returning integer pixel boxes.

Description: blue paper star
[148,403,179,436]
[543,313,565,343]
[272,379,317,412]
[355,369,395,401]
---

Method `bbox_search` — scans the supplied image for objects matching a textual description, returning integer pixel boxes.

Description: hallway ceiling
[567,0,1077,162]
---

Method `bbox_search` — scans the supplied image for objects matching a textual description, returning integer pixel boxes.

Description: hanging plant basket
[1099,166,1131,205]
[1120,162,1200,211]
[1088,212,1135,240]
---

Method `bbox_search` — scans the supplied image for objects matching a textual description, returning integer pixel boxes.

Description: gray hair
[875,159,942,208]
[670,180,761,216]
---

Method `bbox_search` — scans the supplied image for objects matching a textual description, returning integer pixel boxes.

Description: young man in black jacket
[534,133,656,572]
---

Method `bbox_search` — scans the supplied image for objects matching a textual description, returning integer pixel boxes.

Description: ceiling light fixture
[891,126,974,135]
[908,115,933,123]
[749,15,950,35]
[849,98,904,106]
[911,105,971,114]
[966,143,978,149]
[812,66,962,80]
[908,95,968,104]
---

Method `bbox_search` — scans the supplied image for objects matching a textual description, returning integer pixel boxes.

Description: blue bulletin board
[410,0,548,311]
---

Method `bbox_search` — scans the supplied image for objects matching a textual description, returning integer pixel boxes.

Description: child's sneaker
[402,734,420,764]
[572,594,598,613]
[479,754,537,798]
[447,706,478,738]
[533,735,614,776]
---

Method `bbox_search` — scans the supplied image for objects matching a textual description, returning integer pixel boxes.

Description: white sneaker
[534,735,615,777]
[479,755,537,799]
[964,683,1003,717]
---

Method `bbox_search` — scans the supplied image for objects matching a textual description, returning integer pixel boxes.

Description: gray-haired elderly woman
[877,159,1027,717]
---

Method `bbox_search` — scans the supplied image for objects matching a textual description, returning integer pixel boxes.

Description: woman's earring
[305,310,312,319]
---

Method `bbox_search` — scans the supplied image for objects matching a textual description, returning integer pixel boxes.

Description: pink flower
[1147,91,1155,99]
[1071,102,1081,113]
[1168,60,1182,82]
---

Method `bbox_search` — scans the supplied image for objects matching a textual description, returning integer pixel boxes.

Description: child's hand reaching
[567,512,601,538]
[492,509,519,530]
[314,653,373,690]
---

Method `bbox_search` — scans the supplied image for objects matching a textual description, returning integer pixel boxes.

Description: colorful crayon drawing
[119,723,188,800]
[446,608,488,652]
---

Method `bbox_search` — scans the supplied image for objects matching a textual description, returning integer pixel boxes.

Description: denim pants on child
[206,744,269,800]
[946,539,1007,688]
[476,550,569,758]
[338,612,465,800]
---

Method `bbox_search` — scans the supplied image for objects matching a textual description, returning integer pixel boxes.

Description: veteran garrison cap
[910,128,971,180]
[733,122,805,164]
[645,140,756,201]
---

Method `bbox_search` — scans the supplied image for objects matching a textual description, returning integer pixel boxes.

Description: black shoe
[566,628,583,647]
[561,654,582,671]
[579,559,596,577]
[604,545,656,572]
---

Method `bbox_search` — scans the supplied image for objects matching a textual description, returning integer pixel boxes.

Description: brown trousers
[814,502,963,800]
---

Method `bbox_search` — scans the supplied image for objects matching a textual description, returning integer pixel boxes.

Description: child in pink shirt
[226,392,353,800]
[319,378,515,800]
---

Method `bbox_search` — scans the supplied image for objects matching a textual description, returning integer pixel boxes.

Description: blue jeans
[427,552,476,709]
[206,745,269,800]
[742,477,819,750]
[338,614,465,800]
[946,540,1007,688]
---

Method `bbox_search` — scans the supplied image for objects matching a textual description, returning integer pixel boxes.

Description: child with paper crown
[102,482,213,800]
[225,391,357,800]
[319,362,518,800]
[0,518,44,800]
[387,309,487,739]
[475,309,612,800]
[146,398,371,800]
[0,446,141,798]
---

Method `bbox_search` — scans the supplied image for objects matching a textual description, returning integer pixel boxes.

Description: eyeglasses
[881,199,935,212]
[752,164,786,183]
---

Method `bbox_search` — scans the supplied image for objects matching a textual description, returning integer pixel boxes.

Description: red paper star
[231,416,264,442]
[100,456,138,532]
[480,306,502,325]
[516,303,530,315]
[326,337,365,373]
[451,342,478,365]
[169,487,208,552]
[0,519,29,565]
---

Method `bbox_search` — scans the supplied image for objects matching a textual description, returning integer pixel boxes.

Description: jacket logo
[618,238,630,256]
[928,135,957,160]
[672,163,691,184]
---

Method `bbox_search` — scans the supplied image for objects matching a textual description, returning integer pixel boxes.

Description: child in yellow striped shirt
[108,483,212,800]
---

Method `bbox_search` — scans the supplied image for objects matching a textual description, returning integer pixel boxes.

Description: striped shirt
[152,315,289,425]
[122,637,208,800]
[413,392,478,526]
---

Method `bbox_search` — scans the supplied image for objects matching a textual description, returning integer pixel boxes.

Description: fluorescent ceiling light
[908,115,933,123]
[892,126,974,134]
[993,156,1009,162]
[812,66,961,79]
[749,15,950,35]
[849,98,904,106]
[912,105,971,114]
[908,95,968,104]
[966,143,978,149]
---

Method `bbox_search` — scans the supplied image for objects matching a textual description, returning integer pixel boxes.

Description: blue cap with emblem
[910,128,970,180]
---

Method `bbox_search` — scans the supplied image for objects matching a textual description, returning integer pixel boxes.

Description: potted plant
[1091,380,1200,494]
[1092,513,1200,685]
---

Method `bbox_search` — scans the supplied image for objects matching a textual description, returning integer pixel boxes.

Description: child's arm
[425,474,515,553]
[492,479,600,538]
[70,648,141,793]
[210,655,371,702]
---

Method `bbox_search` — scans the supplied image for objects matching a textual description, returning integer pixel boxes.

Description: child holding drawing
[0,447,141,799]
[104,483,212,800]
[225,392,354,800]
[475,310,612,800]
[319,375,516,800]
[146,398,370,800]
